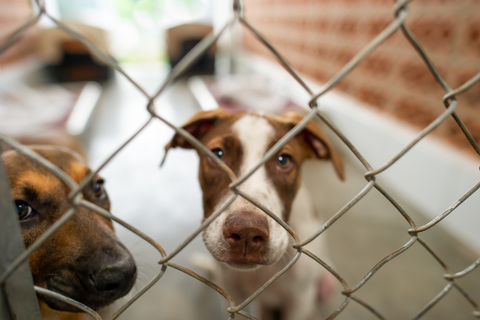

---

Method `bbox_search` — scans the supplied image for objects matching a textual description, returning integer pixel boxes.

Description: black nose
[91,256,136,299]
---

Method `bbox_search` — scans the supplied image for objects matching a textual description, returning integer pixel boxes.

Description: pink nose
[223,213,269,253]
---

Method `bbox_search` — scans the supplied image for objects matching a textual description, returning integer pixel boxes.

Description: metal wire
[1,0,480,319]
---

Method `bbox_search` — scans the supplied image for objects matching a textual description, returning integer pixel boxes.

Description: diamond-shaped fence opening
[1,0,480,319]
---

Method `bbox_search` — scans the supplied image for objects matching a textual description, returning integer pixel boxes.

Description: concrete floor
[81,64,480,320]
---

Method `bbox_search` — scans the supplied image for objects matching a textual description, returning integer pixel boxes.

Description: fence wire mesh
[1,0,480,319]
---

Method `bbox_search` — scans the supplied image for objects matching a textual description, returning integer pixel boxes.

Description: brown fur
[165,109,344,222]
[2,146,136,317]
[166,110,246,219]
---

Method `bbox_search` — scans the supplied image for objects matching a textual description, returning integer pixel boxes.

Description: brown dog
[166,109,343,319]
[1,146,136,317]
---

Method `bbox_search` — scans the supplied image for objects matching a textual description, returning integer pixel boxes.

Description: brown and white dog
[1,146,137,318]
[165,109,344,320]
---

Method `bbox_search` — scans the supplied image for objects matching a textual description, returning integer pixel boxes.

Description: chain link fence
[1,0,480,319]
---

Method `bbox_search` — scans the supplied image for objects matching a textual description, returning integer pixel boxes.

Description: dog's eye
[277,154,292,169]
[15,201,33,220]
[93,179,106,199]
[211,148,224,160]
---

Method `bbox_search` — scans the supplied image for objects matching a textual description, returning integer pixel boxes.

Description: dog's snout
[223,213,269,253]
[91,254,136,299]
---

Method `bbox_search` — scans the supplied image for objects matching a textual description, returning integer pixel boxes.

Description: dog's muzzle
[39,245,137,312]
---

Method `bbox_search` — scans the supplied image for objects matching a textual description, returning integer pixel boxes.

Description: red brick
[393,97,441,128]
[313,19,332,32]
[334,0,362,3]
[364,0,391,3]
[367,18,393,37]
[242,0,480,153]
[357,86,389,109]
[332,47,355,65]
[294,61,309,75]
[453,70,480,108]
[359,53,394,79]
[399,60,447,93]
[414,0,469,4]
[309,62,336,83]
[312,68,329,83]
[336,78,354,94]
[336,19,358,35]
[407,16,455,52]
[314,46,330,59]
[466,18,480,56]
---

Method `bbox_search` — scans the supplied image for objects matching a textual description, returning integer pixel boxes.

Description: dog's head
[2,146,137,312]
[166,109,343,270]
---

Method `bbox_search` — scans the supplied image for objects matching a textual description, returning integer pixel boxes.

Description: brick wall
[243,0,480,154]
[0,0,37,66]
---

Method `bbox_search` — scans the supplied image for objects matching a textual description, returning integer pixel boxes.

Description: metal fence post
[0,144,42,320]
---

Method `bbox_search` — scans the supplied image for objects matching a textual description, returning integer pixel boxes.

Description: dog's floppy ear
[162,109,227,166]
[165,109,228,150]
[282,112,344,180]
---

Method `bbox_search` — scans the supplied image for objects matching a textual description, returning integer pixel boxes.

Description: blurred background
[1,0,480,319]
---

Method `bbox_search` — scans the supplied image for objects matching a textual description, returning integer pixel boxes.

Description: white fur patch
[203,114,290,267]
